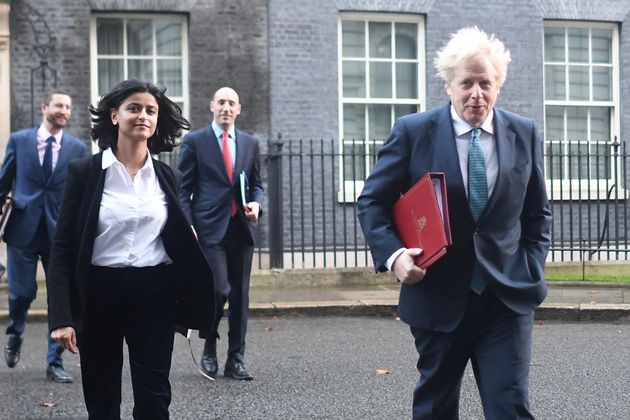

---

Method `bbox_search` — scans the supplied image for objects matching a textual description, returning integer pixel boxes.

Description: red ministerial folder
[391,172,452,269]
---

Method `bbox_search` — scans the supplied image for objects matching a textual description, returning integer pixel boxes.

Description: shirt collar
[38,125,62,143]
[211,121,236,140]
[101,147,154,173]
[450,105,494,137]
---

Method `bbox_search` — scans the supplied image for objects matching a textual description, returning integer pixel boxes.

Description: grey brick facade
[4,0,630,266]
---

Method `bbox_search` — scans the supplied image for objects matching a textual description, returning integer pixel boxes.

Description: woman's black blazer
[46,152,215,333]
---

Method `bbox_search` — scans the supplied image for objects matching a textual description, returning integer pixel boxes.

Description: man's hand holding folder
[240,171,260,221]
[392,248,426,284]
[391,172,452,281]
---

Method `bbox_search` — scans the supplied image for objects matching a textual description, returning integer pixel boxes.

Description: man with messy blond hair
[358,27,551,418]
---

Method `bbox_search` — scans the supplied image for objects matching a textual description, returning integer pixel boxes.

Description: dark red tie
[221,131,237,217]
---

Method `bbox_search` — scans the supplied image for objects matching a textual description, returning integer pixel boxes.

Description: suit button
[473,229,479,235]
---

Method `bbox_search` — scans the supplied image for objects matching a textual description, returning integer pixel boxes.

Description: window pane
[98,59,123,93]
[370,62,392,97]
[566,107,588,141]
[545,142,563,180]
[395,23,417,59]
[342,21,364,58]
[343,61,366,97]
[127,19,153,56]
[545,106,564,141]
[592,67,611,101]
[157,60,183,96]
[97,18,123,55]
[343,104,365,141]
[544,27,565,62]
[568,28,588,63]
[368,104,391,141]
[156,21,182,56]
[544,65,565,100]
[369,22,391,58]
[128,59,153,82]
[394,104,417,119]
[590,107,610,142]
[592,29,612,63]
[396,62,417,99]
[568,66,589,100]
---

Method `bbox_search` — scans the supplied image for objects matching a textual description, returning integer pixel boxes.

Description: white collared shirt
[91,148,171,267]
[451,105,498,198]
[37,125,62,171]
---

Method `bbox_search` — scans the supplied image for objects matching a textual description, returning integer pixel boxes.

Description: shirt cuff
[385,248,406,271]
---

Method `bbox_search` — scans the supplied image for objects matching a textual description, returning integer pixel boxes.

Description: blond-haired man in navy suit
[358,27,551,419]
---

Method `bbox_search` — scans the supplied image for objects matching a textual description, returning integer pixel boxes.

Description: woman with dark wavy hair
[46,79,215,419]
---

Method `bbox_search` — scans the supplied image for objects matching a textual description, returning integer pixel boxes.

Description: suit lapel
[233,129,246,180]
[205,127,233,184]
[26,129,45,181]
[154,160,177,204]
[77,154,106,282]
[429,106,468,203]
[484,109,515,217]
[53,134,72,182]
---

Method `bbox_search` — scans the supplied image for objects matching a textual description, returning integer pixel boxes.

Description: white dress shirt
[451,105,498,199]
[37,125,62,171]
[385,106,498,271]
[91,148,171,267]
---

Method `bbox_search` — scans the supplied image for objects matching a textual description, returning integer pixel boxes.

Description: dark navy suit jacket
[178,126,265,247]
[0,126,89,246]
[357,104,552,332]
[178,126,265,297]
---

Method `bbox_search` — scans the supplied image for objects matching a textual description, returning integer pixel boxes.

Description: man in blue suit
[358,27,551,419]
[0,89,89,382]
[179,86,264,381]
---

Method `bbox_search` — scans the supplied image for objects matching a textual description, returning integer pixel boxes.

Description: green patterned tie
[468,128,488,294]
[468,128,487,221]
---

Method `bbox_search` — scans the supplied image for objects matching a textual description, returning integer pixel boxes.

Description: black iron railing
[162,137,629,269]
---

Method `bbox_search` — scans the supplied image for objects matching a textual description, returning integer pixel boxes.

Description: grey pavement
[1,319,629,419]
[1,277,629,323]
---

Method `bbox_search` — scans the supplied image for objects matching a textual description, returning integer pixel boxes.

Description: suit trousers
[79,265,175,420]
[409,289,534,420]
[199,217,254,361]
[5,216,63,366]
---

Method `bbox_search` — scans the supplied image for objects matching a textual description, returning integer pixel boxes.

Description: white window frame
[89,13,189,156]
[337,12,425,202]
[543,20,621,201]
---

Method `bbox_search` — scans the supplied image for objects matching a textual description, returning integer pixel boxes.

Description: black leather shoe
[46,365,73,383]
[4,334,22,368]
[224,358,254,380]
[199,354,218,381]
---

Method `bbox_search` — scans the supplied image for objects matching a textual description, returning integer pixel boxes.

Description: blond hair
[434,26,511,87]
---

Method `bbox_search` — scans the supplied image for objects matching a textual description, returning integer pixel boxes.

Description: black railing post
[267,133,284,268]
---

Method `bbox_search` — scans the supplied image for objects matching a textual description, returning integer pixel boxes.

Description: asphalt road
[1,318,629,419]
